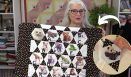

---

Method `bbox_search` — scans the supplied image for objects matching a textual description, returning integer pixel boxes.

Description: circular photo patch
[93,35,131,75]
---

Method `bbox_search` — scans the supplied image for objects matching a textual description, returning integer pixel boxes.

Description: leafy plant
[89,4,115,27]
[69,44,76,51]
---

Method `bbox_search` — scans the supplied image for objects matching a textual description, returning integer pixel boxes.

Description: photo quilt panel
[15,23,102,77]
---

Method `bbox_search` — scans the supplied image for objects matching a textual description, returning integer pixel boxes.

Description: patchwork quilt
[15,23,102,77]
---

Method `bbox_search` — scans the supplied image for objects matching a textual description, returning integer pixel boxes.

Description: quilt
[15,23,102,77]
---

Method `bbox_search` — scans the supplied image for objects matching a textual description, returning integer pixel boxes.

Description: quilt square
[15,23,102,77]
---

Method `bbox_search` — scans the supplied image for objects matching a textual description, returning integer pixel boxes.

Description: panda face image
[102,39,121,61]
[104,45,121,60]
[31,28,45,41]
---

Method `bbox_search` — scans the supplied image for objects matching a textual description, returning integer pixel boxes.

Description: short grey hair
[61,0,92,28]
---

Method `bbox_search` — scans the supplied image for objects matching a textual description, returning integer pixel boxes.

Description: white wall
[21,0,26,22]
[112,0,120,17]
[13,0,22,50]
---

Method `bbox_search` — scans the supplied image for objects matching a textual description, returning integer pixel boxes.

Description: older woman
[61,0,92,28]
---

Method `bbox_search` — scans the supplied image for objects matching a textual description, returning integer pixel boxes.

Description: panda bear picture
[102,39,121,63]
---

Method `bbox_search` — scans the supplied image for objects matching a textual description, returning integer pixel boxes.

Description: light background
[25,0,106,25]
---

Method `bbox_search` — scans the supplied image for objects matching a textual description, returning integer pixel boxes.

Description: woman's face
[69,3,85,25]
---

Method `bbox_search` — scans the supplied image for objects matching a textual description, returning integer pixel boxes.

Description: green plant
[89,4,115,27]
[69,44,76,51]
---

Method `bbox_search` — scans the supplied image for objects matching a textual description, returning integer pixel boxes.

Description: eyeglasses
[69,9,86,15]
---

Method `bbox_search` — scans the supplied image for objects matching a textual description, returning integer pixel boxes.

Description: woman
[61,0,107,77]
[61,0,92,28]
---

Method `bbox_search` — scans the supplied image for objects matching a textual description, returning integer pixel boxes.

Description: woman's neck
[69,23,82,27]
